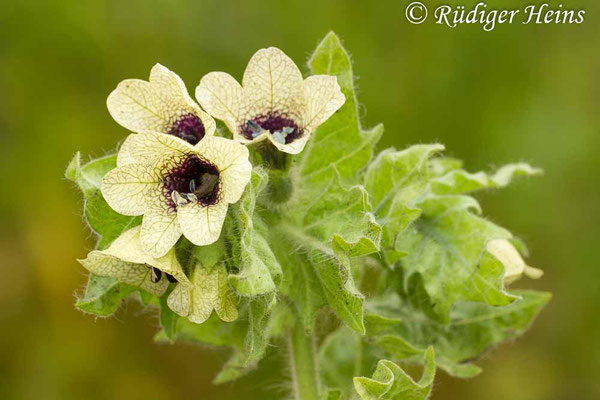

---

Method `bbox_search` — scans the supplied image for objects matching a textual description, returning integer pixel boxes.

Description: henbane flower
[78,226,189,296]
[167,263,238,324]
[107,64,217,165]
[195,47,345,154]
[101,132,252,257]
[487,239,544,284]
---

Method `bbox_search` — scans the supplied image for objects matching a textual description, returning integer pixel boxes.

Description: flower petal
[267,127,312,155]
[241,47,304,122]
[78,252,168,296]
[116,134,138,167]
[101,162,162,216]
[195,72,243,134]
[141,204,182,258]
[188,264,238,324]
[196,136,252,203]
[105,226,189,284]
[302,75,345,131]
[167,283,191,316]
[125,132,194,165]
[177,201,228,246]
[107,63,215,136]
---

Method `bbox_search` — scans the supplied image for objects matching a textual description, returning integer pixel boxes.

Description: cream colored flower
[78,226,189,296]
[487,239,544,284]
[195,47,345,155]
[107,64,217,166]
[167,263,238,324]
[101,132,252,257]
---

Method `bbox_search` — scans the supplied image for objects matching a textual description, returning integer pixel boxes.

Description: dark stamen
[163,155,221,211]
[151,267,162,283]
[190,173,219,199]
[240,112,301,144]
[166,274,177,283]
[168,114,205,145]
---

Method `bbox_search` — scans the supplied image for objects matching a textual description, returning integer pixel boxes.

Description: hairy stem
[287,320,320,400]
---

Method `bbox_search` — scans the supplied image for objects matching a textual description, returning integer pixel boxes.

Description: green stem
[288,320,321,400]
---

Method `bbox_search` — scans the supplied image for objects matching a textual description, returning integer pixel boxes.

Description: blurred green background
[1,0,598,399]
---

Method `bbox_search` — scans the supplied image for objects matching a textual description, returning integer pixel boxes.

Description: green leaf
[430,163,542,194]
[396,194,518,322]
[366,290,550,378]
[274,33,385,334]
[68,152,143,315]
[85,192,142,249]
[321,389,343,400]
[228,168,282,296]
[159,289,179,342]
[364,145,444,262]
[66,152,141,248]
[295,31,382,184]
[319,326,379,396]
[276,218,372,334]
[353,348,435,400]
[402,290,550,377]
[66,152,116,199]
[75,274,137,316]
[214,294,275,384]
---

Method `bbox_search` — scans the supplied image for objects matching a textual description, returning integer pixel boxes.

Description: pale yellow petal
[101,163,162,216]
[187,264,238,324]
[105,226,189,284]
[140,205,182,258]
[116,134,138,167]
[167,283,191,316]
[241,47,304,121]
[267,127,311,155]
[107,63,215,136]
[196,136,252,203]
[177,201,228,246]
[487,239,539,284]
[195,71,243,134]
[78,252,168,296]
[125,132,194,165]
[302,75,345,131]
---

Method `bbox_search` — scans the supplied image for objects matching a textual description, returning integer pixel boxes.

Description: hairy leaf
[353,348,435,400]
[228,168,282,296]
[430,163,542,194]
[364,145,444,263]
[396,194,518,322]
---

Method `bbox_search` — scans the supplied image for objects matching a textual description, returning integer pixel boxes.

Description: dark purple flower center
[168,114,205,145]
[240,112,302,144]
[163,155,220,211]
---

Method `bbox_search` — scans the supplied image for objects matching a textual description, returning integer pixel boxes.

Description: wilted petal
[177,201,228,246]
[302,75,345,131]
[195,72,243,134]
[241,47,304,123]
[107,63,215,139]
[101,162,162,216]
[196,136,252,203]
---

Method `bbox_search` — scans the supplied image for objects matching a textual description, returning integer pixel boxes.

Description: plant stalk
[288,320,320,400]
